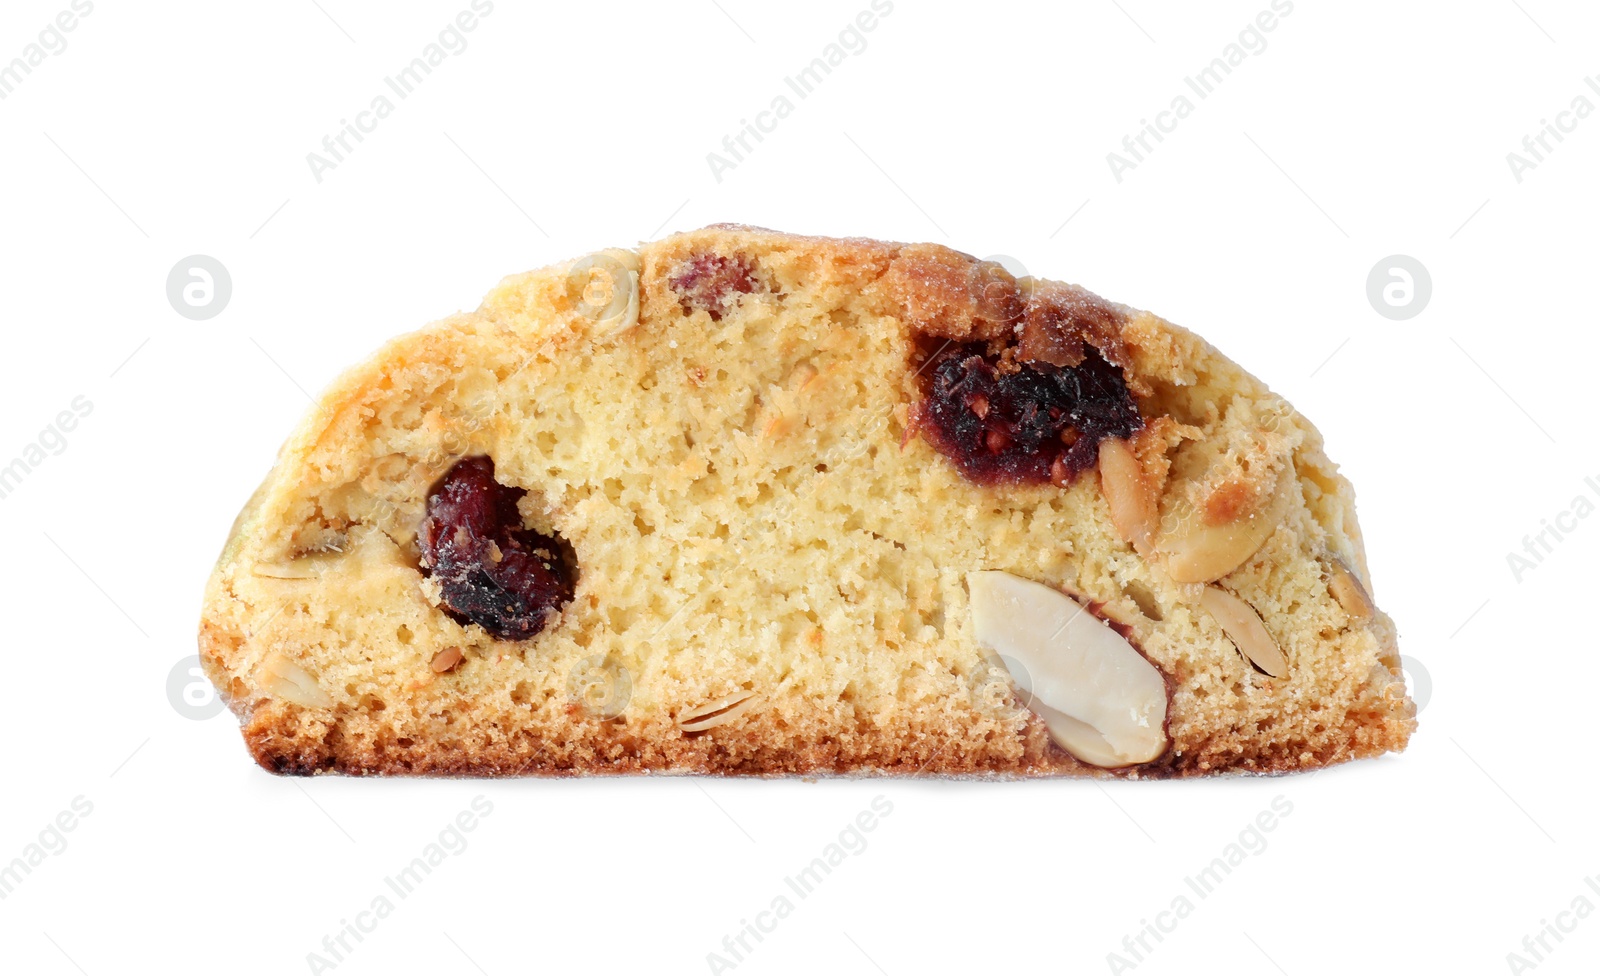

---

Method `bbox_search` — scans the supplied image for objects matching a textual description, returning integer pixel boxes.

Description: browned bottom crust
[235,690,1406,780]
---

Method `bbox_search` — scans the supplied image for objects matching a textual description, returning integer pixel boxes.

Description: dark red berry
[668,253,761,320]
[418,456,574,641]
[914,341,1141,486]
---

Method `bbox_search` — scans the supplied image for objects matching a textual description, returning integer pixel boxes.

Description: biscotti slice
[198,225,1414,777]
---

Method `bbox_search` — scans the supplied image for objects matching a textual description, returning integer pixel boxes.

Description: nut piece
[1327,558,1375,624]
[565,248,641,336]
[1157,463,1296,583]
[1199,586,1289,678]
[259,652,334,708]
[788,362,820,392]
[967,571,1168,768]
[676,691,757,732]
[430,647,465,673]
[1097,437,1157,554]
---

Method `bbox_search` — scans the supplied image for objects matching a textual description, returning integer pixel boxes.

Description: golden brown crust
[199,225,1414,778]
[230,688,1404,778]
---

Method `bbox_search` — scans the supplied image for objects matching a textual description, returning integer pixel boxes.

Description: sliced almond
[967,571,1168,768]
[1327,558,1375,624]
[1199,586,1288,678]
[676,691,757,732]
[1097,437,1158,554]
[1157,463,1296,583]
[259,652,334,708]
[430,647,465,674]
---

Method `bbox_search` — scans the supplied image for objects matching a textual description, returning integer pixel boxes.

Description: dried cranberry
[668,253,760,320]
[418,456,574,641]
[914,341,1141,485]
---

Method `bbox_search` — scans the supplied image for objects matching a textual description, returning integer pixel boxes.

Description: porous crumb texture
[199,226,1414,777]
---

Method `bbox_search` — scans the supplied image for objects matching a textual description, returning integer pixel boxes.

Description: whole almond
[1327,558,1376,624]
[677,691,757,732]
[967,571,1168,768]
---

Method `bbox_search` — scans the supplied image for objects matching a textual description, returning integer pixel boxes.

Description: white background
[1,1,1595,973]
